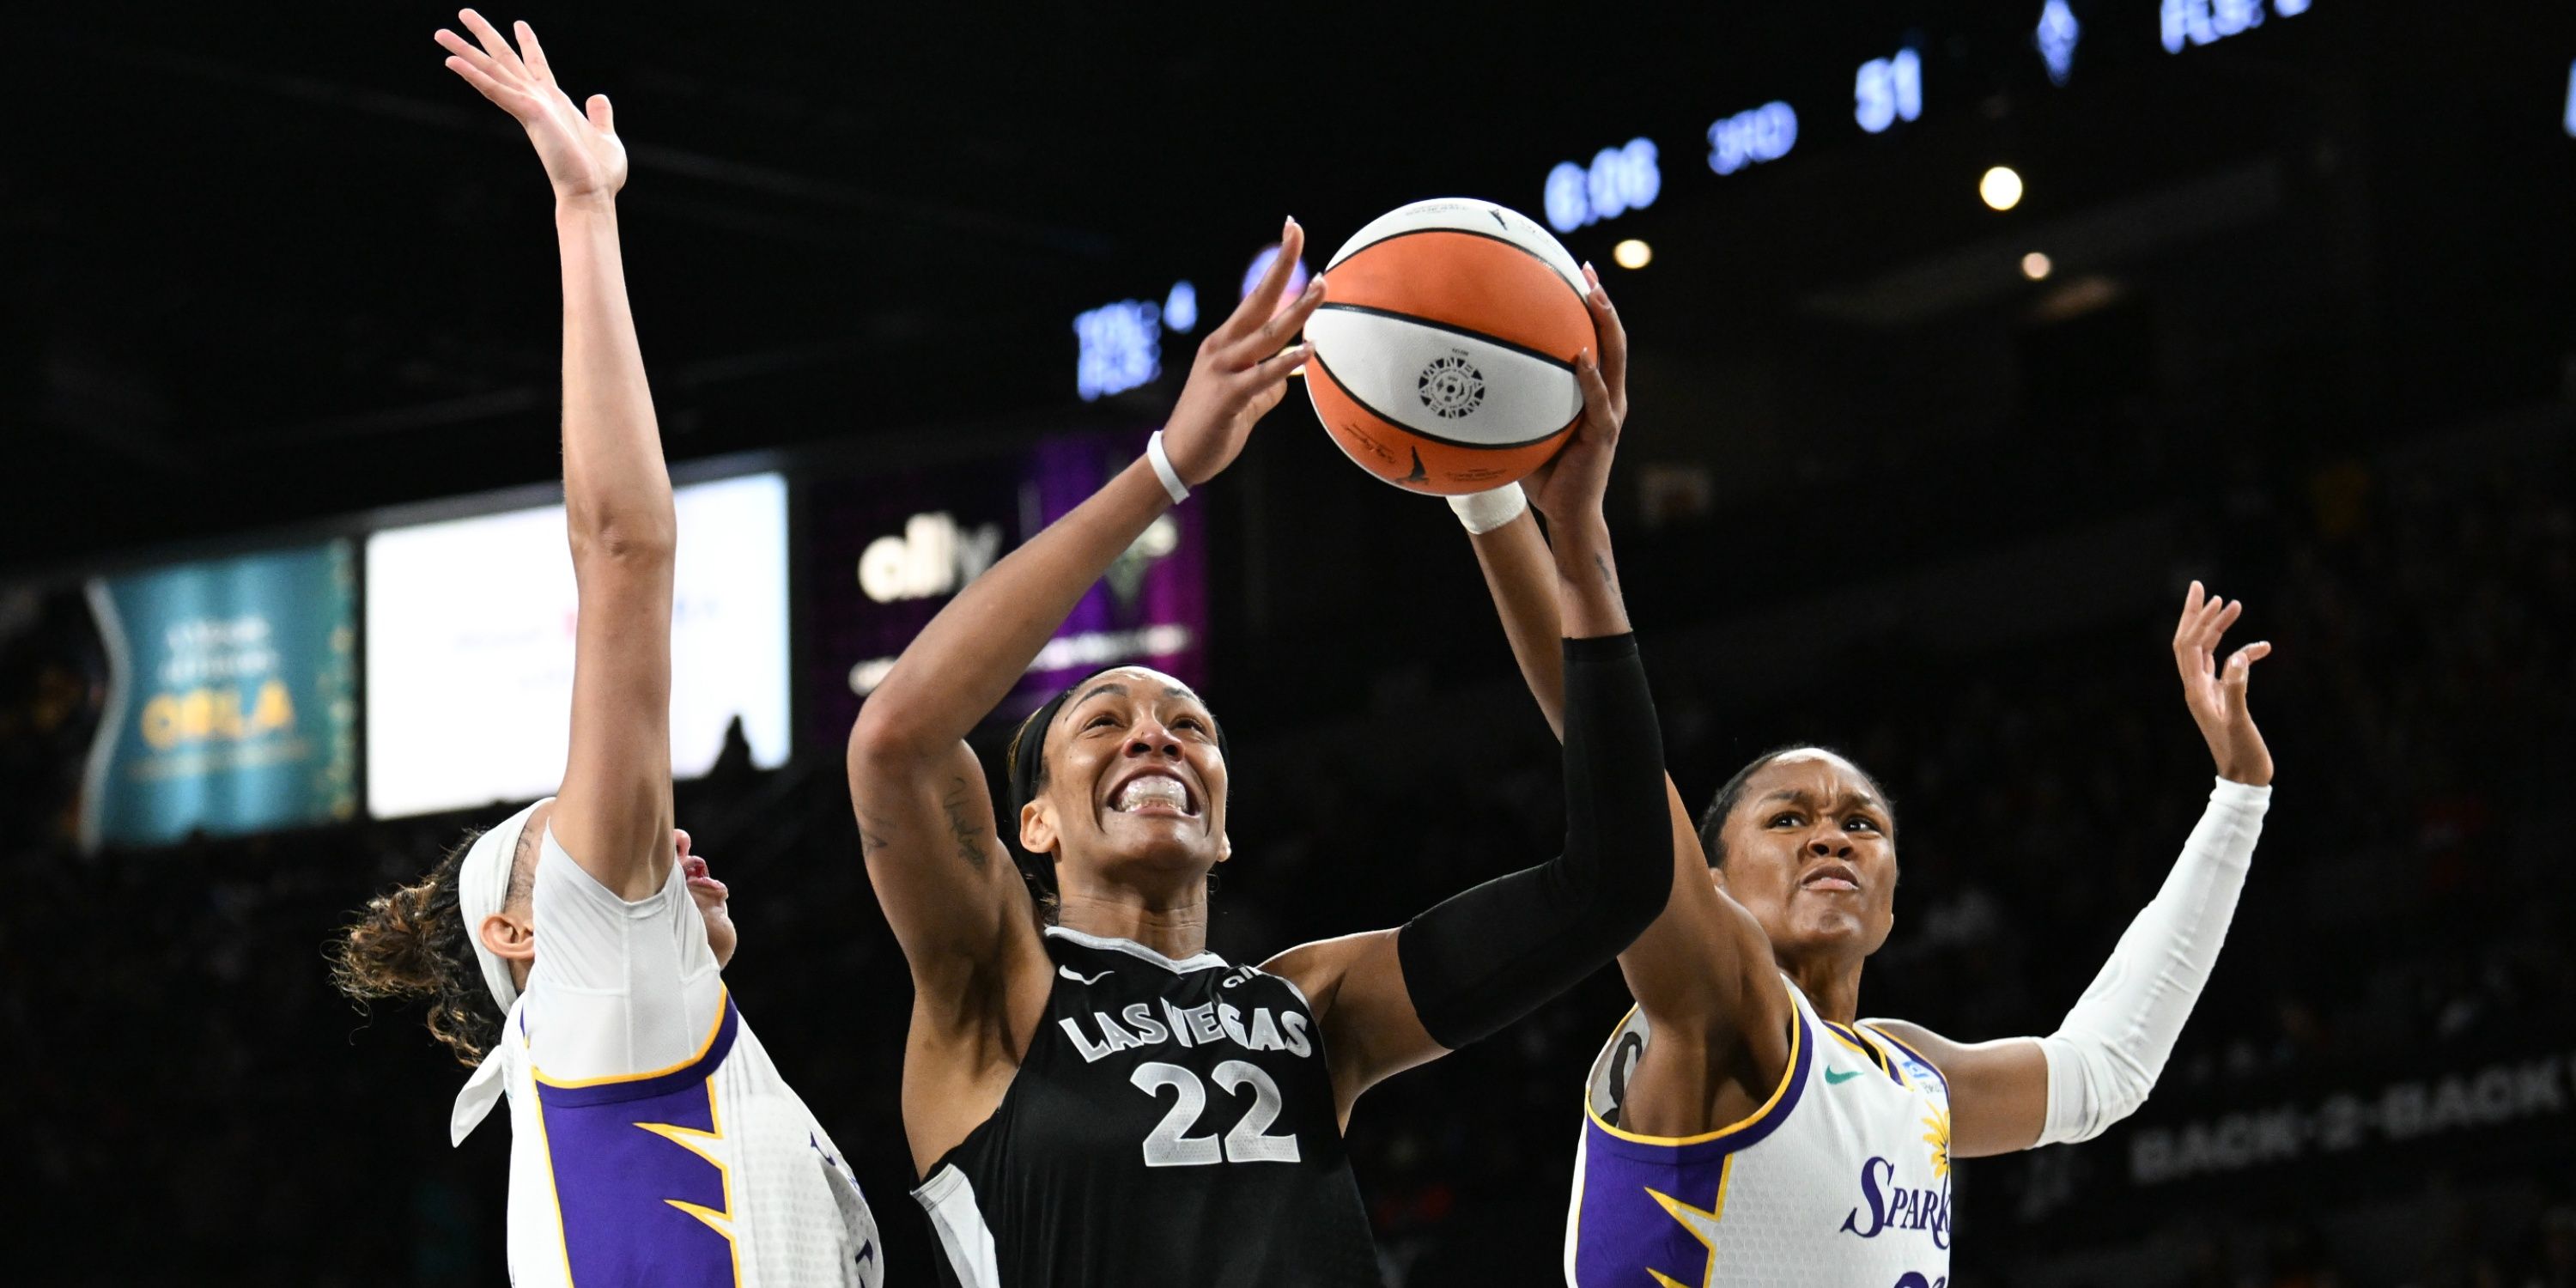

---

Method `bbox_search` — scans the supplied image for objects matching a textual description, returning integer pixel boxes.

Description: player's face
[1713,751,1897,961]
[1028,667,1230,879]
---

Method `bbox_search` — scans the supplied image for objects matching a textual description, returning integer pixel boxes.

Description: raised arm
[439,12,674,898]
[1447,268,1790,1124]
[847,224,1323,991]
[1267,275,1676,1119]
[1871,581,2275,1158]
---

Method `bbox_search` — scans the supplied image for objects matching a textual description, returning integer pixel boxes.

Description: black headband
[1005,669,1226,814]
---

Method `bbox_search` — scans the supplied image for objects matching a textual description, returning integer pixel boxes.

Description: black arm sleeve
[1395,632,1671,1050]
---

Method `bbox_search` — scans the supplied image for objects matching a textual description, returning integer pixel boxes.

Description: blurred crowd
[3,412,2570,1286]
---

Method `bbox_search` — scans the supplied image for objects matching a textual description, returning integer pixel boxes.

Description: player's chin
[1094,821,1220,871]
[1784,910,1876,951]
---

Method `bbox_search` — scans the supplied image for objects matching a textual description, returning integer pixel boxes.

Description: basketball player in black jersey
[846,220,1671,1286]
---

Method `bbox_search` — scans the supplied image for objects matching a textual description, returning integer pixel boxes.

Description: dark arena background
[8,3,2576,1284]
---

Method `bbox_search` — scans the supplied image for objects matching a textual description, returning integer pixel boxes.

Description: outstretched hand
[1521,263,1625,527]
[435,10,627,205]
[1157,219,1327,487]
[2172,580,2274,787]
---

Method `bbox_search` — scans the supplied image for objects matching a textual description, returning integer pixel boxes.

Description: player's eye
[1846,816,1880,833]
[1172,715,1205,732]
[1084,713,1119,732]
[1770,811,1802,828]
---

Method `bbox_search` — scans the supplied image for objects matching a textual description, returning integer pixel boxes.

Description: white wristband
[1446,483,1528,535]
[1145,430,1189,504]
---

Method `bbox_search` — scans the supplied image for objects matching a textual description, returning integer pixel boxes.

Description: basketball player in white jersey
[333,14,879,1284]
[1446,270,2274,1286]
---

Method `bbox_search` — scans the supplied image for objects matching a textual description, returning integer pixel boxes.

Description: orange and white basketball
[1305,198,1595,496]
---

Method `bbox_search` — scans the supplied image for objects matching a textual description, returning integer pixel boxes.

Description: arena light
[1613,240,1653,270]
[1163,281,1199,334]
[2565,58,2576,137]
[1981,166,2026,211]
[2022,252,2054,281]
[2036,0,2081,86]
[1074,299,1162,401]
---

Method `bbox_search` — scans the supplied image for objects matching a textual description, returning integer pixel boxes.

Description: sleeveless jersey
[1564,980,1953,1288]
[914,927,1382,1287]
[457,841,884,1287]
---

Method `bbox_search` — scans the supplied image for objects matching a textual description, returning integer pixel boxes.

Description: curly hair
[331,829,504,1067]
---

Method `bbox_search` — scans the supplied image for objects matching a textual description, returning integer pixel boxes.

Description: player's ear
[478,911,534,963]
[1018,798,1057,856]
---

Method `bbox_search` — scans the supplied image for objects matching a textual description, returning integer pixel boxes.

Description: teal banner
[82,544,359,849]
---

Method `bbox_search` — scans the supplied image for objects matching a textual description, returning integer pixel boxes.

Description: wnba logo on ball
[1417,354,1485,420]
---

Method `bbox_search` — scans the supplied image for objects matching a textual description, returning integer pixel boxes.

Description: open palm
[435,10,626,203]
[2172,580,2274,786]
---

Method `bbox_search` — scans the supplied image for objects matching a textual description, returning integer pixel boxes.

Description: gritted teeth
[1112,773,1194,814]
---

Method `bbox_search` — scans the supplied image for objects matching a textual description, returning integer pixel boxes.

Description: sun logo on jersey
[1920,1107,1952,1180]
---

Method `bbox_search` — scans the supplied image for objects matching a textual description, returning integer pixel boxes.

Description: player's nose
[1124,720,1182,759]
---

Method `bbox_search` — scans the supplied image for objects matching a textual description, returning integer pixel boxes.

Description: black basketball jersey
[913,926,1383,1287]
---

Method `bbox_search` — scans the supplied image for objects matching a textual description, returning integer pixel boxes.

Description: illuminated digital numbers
[2037,0,2081,86]
[1706,103,1799,176]
[1856,48,1923,134]
[1543,137,1662,234]
[1075,300,1161,402]
[2161,0,2307,53]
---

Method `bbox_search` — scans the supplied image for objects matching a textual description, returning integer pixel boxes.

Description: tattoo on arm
[939,777,990,871]
[1593,552,1627,617]
[855,810,896,856]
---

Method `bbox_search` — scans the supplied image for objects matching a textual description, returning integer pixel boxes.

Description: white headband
[459,797,550,1013]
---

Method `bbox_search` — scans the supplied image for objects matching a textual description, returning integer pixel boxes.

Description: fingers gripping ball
[1305,199,1598,495]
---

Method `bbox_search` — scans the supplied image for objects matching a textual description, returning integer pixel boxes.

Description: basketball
[1305,198,1597,496]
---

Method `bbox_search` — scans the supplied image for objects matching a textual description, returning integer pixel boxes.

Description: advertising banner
[809,431,1207,744]
[81,543,359,849]
[365,473,791,819]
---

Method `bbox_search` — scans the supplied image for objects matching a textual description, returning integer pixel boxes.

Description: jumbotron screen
[363,473,792,819]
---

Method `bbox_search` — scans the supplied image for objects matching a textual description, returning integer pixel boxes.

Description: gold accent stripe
[532,986,732,1089]
[1584,983,1805,1147]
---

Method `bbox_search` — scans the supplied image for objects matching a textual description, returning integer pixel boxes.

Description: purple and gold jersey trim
[533,987,738,1100]
[1821,1019,1906,1088]
[1583,983,1813,1159]
[1860,1024,1951,1097]
[529,992,744,1285]
[1570,986,1814,1287]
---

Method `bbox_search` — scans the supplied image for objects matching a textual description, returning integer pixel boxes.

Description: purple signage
[808,431,1209,744]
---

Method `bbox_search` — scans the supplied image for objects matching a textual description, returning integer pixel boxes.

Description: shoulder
[1259,928,1398,1018]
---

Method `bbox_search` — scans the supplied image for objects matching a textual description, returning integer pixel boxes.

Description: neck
[1054,888,1210,963]
[1777,950,1865,1025]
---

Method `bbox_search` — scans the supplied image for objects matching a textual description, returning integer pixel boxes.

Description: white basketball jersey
[1564,979,1954,1287]
[456,837,883,1286]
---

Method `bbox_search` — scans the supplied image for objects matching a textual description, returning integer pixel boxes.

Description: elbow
[566,496,678,568]
[568,520,677,568]
[1561,835,1672,951]
[848,699,933,775]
